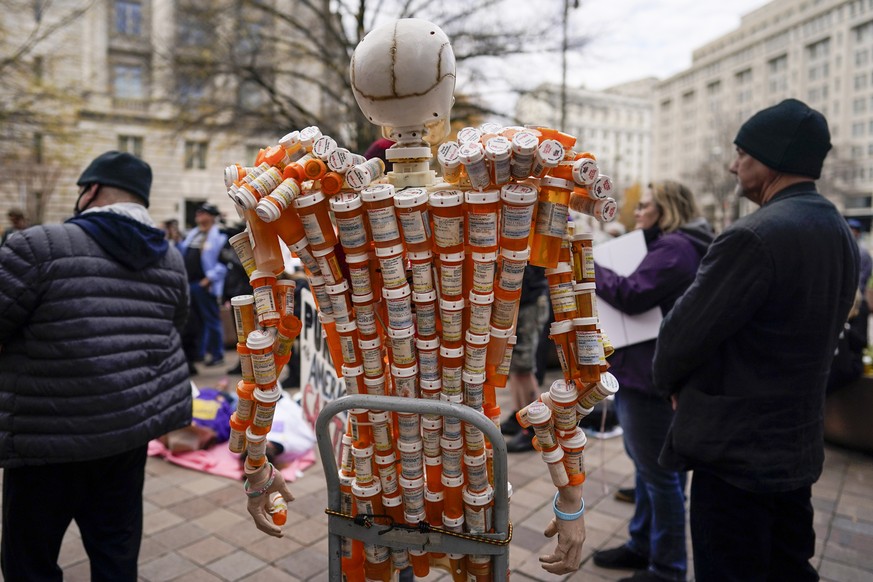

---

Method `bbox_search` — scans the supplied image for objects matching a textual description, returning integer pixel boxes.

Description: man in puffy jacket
[0,151,192,580]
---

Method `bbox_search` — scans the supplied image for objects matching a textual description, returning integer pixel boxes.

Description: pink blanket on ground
[147,439,317,482]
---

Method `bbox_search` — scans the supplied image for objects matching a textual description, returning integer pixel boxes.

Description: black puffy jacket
[0,212,192,467]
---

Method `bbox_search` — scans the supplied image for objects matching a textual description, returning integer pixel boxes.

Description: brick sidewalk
[5,351,872,582]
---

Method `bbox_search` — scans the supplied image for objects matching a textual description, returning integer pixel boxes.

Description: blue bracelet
[553,491,585,520]
[244,464,276,498]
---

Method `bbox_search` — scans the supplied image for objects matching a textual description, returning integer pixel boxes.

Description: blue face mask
[73,185,98,217]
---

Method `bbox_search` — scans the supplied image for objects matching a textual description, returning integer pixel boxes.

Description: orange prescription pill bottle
[244,427,268,467]
[570,194,618,223]
[578,370,620,409]
[428,189,465,254]
[375,243,407,290]
[387,326,417,369]
[416,337,441,382]
[346,158,385,191]
[441,394,463,441]
[541,446,570,487]
[490,287,521,330]
[439,298,465,347]
[467,555,492,582]
[463,370,486,410]
[320,313,346,375]
[329,192,370,255]
[303,157,327,181]
[440,437,464,481]
[408,249,434,294]
[250,386,281,435]
[227,413,248,454]
[421,417,443,458]
[425,486,445,526]
[530,138,565,178]
[439,251,465,300]
[228,232,257,277]
[546,262,578,322]
[573,317,603,383]
[463,485,494,533]
[286,236,322,278]
[312,134,337,161]
[351,442,376,485]
[572,155,599,186]
[278,130,306,162]
[351,292,379,339]
[575,282,597,318]
[313,245,344,285]
[230,294,256,344]
[268,491,288,526]
[570,232,595,283]
[362,544,392,582]
[358,336,384,379]
[464,333,489,376]
[467,291,494,336]
[558,427,588,485]
[336,320,362,367]
[376,451,400,499]
[382,282,414,331]
[440,345,464,397]
[510,130,540,179]
[293,191,338,251]
[458,141,491,191]
[549,379,580,436]
[465,190,500,253]
[529,177,572,269]
[246,330,277,387]
[469,251,497,295]
[399,475,426,517]
[526,401,558,451]
[244,208,284,275]
[394,187,432,252]
[441,474,465,518]
[437,140,462,183]
[308,275,333,315]
[249,270,280,328]
[593,174,614,199]
[275,279,297,319]
[496,247,530,293]
[500,183,539,251]
[391,363,419,399]
[256,178,300,223]
[464,451,489,493]
[361,183,403,248]
[341,364,366,396]
[236,343,255,384]
[345,252,373,296]
[549,319,578,382]
[485,135,512,186]
[326,280,353,324]
[235,380,256,423]
[485,323,513,369]
[363,373,387,397]
[413,291,438,339]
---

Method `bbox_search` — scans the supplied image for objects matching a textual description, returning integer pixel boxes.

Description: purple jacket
[595,219,713,395]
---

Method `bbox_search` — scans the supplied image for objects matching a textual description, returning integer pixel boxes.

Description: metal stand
[316,394,511,581]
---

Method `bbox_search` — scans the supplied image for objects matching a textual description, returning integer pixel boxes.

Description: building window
[113,63,144,99]
[185,141,208,169]
[118,135,143,157]
[115,0,142,36]
[33,133,43,164]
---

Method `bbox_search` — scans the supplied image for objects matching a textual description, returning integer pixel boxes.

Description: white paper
[592,229,663,349]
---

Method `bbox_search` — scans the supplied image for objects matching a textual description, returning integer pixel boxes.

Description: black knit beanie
[734,98,831,179]
[77,151,152,207]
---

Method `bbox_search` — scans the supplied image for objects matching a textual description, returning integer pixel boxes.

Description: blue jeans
[190,283,224,362]
[615,387,687,581]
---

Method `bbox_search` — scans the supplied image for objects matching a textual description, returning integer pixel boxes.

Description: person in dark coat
[0,151,192,580]
[653,99,858,582]
[592,181,713,582]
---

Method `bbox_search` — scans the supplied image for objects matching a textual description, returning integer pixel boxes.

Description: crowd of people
[0,98,868,581]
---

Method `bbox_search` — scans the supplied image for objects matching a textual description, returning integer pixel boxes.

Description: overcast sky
[470,0,774,115]
[570,0,773,90]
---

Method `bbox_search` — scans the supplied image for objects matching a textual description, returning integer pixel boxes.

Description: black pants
[1,445,148,582]
[690,469,818,582]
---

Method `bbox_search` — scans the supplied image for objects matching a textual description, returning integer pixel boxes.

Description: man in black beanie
[652,99,858,582]
[0,151,192,580]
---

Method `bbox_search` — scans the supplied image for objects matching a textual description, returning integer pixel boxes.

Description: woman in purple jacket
[592,181,713,582]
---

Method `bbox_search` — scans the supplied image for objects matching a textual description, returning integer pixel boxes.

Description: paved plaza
[2,351,872,582]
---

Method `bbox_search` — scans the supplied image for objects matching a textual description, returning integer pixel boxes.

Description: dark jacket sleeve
[595,235,700,316]
[652,227,771,398]
[0,230,42,345]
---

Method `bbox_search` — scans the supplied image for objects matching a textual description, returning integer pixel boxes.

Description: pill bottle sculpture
[226,18,620,580]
